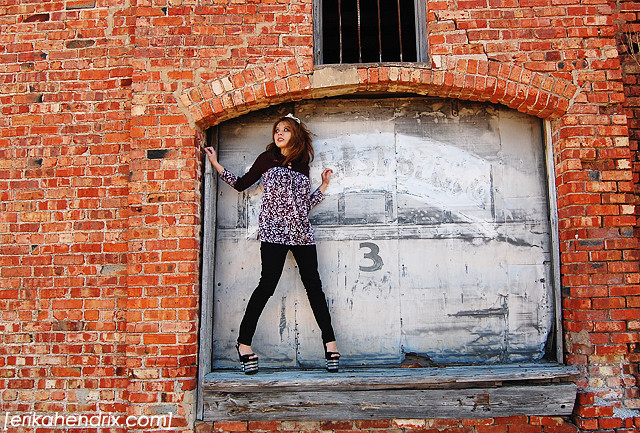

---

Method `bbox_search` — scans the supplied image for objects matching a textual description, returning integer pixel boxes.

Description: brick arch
[181,59,579,129]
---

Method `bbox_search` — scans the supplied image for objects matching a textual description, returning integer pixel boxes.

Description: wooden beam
[196,127,219,420]
[203,384,577,421]
[202,363,578,421]
[205,363,579,392]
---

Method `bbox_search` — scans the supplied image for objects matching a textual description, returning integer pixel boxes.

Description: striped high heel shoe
[325,349,340,373]
[235,343,258,375]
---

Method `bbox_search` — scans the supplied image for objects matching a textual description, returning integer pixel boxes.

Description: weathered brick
[1,0,639,431]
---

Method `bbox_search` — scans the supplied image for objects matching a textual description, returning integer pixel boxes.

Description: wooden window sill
[202,362,578,421]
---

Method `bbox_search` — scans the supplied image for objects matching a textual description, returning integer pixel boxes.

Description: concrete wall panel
[211,98,552,369]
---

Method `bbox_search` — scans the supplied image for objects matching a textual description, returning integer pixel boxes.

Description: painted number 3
[359,242,384,272]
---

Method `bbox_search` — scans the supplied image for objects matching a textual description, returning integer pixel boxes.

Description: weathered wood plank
[197,128,219,420]
[203,383,577,421]
[545,120,565,364]
[204,363,579,392]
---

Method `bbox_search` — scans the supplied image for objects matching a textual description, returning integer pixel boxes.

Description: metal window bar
[338,0,343,63]
[329,0,416,64]
[397,0,403,62]
[357,0,362,63]
[377,0,382,62]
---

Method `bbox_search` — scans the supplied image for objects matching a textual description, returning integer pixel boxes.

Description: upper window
[314,0,429,65]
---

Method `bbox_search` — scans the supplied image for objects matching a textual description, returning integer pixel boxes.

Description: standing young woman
[203,114,340,375]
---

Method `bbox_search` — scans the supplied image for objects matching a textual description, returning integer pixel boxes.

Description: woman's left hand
[319,169,333,193]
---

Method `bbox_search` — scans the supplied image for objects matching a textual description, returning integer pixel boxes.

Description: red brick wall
[1,0,639,432]
[625,40,640,233]
[202,418,584,433]
[0,0,133,427]
[615,1,640,427]
[617,1,640,265]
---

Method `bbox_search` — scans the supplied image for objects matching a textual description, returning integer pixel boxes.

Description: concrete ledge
[310,67,360,88]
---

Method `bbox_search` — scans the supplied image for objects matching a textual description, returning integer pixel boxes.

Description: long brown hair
[266,116,314,166]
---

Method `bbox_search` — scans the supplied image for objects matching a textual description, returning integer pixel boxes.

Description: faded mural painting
[210,97,554,369]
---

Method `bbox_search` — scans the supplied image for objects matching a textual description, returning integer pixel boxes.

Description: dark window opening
[316,0,427,65]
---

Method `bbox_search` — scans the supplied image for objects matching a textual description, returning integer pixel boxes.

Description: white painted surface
[210,98,553,369]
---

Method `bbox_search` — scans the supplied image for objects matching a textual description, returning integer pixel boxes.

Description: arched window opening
[202,97,558,370]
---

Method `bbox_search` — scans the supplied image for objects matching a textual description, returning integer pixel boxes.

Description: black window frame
[313,0,430,65]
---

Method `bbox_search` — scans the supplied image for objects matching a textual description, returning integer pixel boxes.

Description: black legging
[237,242,336,346]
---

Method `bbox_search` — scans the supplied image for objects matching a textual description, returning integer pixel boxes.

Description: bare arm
[310,169,332,209]
[317,168,333,194]
[203,146,225,174]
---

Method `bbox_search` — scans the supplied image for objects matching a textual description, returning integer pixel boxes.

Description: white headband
[285,113,300,124]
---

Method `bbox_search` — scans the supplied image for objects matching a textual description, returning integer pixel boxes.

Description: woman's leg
[237,242,289,346]
[291,244,336,345]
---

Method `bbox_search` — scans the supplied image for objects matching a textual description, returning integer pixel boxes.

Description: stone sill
[313,62,432,70]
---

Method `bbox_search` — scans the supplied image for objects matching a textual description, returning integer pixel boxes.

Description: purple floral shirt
[219,151,324,245]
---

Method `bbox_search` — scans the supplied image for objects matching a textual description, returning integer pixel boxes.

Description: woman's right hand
[203,146,225,174]
[203,146,217,163]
